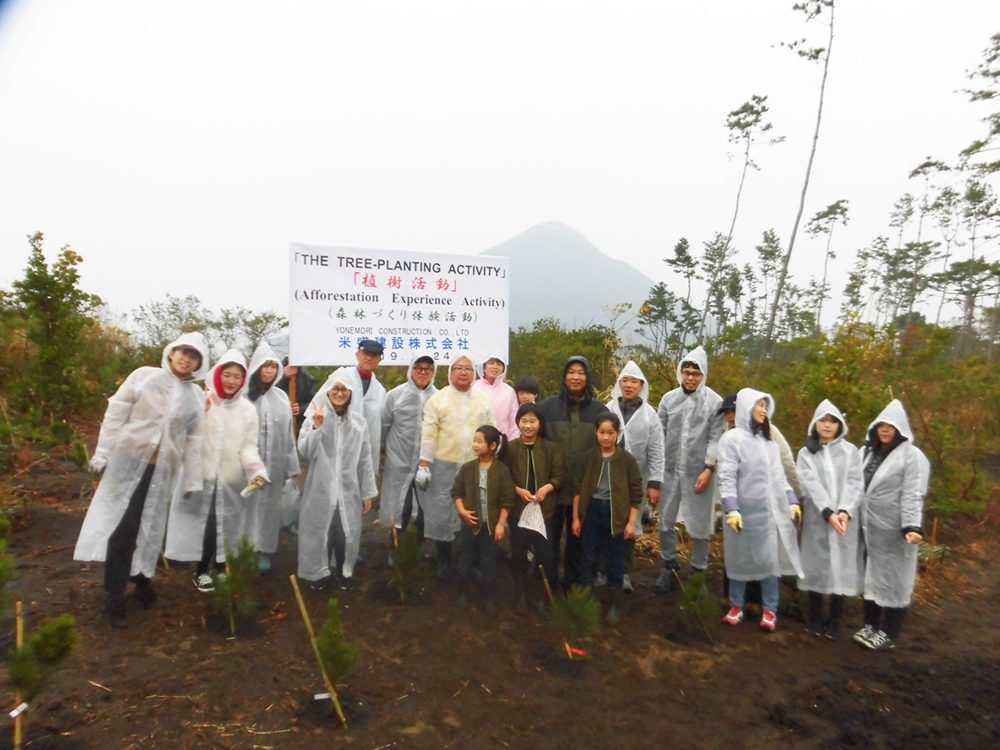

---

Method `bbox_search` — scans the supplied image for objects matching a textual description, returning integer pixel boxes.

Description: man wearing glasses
[380,355,438,559]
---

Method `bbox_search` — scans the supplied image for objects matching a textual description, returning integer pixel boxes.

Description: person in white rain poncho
[380,354,438,548]
[472,354,520,439]
[75,333,208,628]
[605,361,664,593]
[165,350,269,592]
[244,342,300,573]
[796,400,863,641]
[308,339,386,475]
[297,374,377,590]
[717,388,803,633]
[417,355,495,578]
[655,346,725,592]
[853,399,929,651]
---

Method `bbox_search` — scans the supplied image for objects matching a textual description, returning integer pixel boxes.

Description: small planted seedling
[675,570,718,645]
[211,536,258,637]
[390,524,427,603]
[547,582,600,660]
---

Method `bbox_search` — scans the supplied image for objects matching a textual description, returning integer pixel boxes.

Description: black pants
[400,480,425,542]
[863,599,908,639]
[511,522,557,588]
[549,504,582,587]
[104,463,156,601]
[458,525,497,585]
[196,486,226,576]
[327,510,347,577]
[808,591,845,622]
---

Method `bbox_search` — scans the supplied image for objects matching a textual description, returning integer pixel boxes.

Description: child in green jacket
[572,414,643,623]
[452,425,516,613]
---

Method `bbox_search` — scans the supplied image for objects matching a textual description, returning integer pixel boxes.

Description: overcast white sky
[1,0,997,327]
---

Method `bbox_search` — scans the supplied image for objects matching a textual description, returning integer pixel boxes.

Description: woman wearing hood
[244,342,301,573]
[717,388,803,632]
[297,373,378,590]
[854,399,929,650]
[472,354,520,440]
[537,356,610,588]
[605,361,664,592]
[417,355,495,578]
[165,350,269,592]
[75,333,209,628]
[380,354,438,549]
[796,400,863,640]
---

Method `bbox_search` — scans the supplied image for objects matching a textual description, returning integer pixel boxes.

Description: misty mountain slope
[482,221,657,329]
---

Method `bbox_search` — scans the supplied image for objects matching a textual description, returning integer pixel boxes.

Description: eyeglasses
[452,365,474,372]
[680,369,703,378]
[330,386,350,393]
[413,366,435,373]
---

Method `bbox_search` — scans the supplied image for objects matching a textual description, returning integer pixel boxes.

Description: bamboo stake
[288,575,348,728]
[14,600,24,750]
[538,566,575,660]
[673,570,716,646]
[390,518,405,604]
[289,375,299,438]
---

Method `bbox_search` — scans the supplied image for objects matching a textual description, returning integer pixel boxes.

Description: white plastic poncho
[606,360,665,538]
[380,355,438,529]
[165,349,267,563]
[860,400,928,608]
[244,343,301,555]
[472,353,520,440]
[418,360,495,542]
[74,333,209,578]
[796,400,864,595]
[657,346,725,540]
[308,363,386,476]
[716,388,803,581]
[297,374,378,581]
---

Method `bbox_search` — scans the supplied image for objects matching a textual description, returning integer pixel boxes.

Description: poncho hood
[612,360,650,403]
[208,349,250,403]
[866,399,914,444]
[162,332,210,380]
[248,341,284,386]
[735,387,774,434]
[808,398,849,442]
[676,346,709,393]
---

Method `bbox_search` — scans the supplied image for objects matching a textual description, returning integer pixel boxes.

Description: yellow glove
[240,474,271,499]
[790,504,803,525]
[725,511,742,534]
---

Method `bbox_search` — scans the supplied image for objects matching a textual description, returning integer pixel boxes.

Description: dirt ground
[2,457,999,750]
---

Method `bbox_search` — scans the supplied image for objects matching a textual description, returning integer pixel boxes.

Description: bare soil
[2,458,998,750]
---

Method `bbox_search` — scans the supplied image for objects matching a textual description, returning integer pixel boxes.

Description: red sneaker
[722,607,744,625]
[760,610,777,632]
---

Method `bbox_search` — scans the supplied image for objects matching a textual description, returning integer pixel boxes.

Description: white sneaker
[622,573,634,593]
[865,630,896,650]
[193,573,214,593]
[853,624,876,647]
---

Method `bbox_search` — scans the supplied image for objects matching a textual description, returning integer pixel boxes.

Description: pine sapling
[675,570,718,645]
[314,597,358,684]
[549,584,600,660]
[390,524,427,603]
[211,536,258,637]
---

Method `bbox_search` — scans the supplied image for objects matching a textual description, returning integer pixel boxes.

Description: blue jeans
[729,576,779,612]
[579,499,625,589]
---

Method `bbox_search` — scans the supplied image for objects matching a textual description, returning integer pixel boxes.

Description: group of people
[74,335,930,651]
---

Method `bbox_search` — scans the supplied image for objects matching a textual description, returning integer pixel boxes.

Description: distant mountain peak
[482,222,655,328]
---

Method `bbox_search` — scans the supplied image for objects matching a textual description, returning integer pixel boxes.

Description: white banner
[288,244,510,366]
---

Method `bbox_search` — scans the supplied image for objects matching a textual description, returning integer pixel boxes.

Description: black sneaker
[866,630,895,650]
[106,598,128,629]
[805,616,824,637]
[339,576,355,591]
[193,572,215,593]
[308,577,331,592]
[824,619,842,641]
[133,583,158,609]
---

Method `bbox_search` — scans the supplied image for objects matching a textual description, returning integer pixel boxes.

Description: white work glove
[415,465,431,490]
[725,511,743,534]
[240,474,271,499]
[88,455,107,475]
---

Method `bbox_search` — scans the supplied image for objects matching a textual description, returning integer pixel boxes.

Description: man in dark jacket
[537,356,610,588]
[277,358,316,432]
